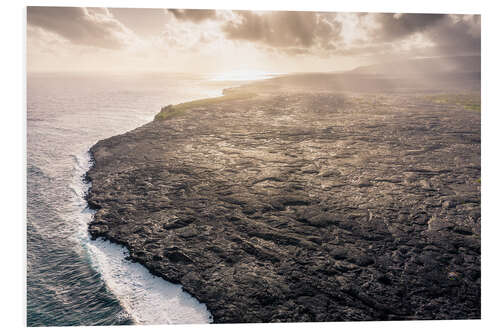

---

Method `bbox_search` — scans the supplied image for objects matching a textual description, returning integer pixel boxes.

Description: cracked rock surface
[86,90,480,322]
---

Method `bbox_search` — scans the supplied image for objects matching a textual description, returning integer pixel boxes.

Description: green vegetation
[154,91,257,121]
[424,94,481,112]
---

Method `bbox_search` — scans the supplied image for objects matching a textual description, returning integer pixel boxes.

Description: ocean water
[26,72,245,326]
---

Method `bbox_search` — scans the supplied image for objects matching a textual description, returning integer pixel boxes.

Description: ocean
[26,72,254,326]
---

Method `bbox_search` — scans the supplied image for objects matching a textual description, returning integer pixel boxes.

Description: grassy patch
[424,94,481,112]
[154,91,257,121]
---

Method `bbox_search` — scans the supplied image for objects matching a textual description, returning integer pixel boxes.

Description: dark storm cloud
[168,9,217,22]
[222,11,341,53]
[426,15,481,55]
[373,13,446,41]
[370,13,480,56]
[27,6,130,49]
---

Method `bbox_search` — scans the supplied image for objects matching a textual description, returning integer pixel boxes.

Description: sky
[26,7,481,74]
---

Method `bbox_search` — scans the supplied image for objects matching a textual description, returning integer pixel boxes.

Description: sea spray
[72,151,213,325]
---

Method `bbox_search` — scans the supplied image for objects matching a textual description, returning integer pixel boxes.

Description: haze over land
[27,7,480,74]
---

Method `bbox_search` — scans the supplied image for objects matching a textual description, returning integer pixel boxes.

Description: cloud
[218,11,480,58]
[426,15,480,55]
[366,13,480,56]
[26,8,481,73]
[27,6,134,49]
[221,11,342,54]
[167,9,217,22]
[372,13,446,41]
[108,8,168,37]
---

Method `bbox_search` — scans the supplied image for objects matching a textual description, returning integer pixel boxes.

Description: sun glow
[209,69,283,82]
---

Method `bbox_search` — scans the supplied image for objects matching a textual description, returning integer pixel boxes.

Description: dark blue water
[27,72,236,326]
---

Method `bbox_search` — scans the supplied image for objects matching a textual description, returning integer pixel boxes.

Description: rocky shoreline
[85,78,480,323]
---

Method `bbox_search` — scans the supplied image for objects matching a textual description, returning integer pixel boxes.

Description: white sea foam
[72,151,213,325]
[85,238,212,325]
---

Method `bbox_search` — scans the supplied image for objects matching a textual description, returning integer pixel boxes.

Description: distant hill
[350,55,480,76]
[244,55,480,94]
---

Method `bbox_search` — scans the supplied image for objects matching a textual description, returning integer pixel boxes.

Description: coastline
[72,76,252,324]
[82,152,213,325]
[78,79,257,324]
[81,84,256,323]
[78,76,289,323]
[28,71,238,326]
[84,74,480,323]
